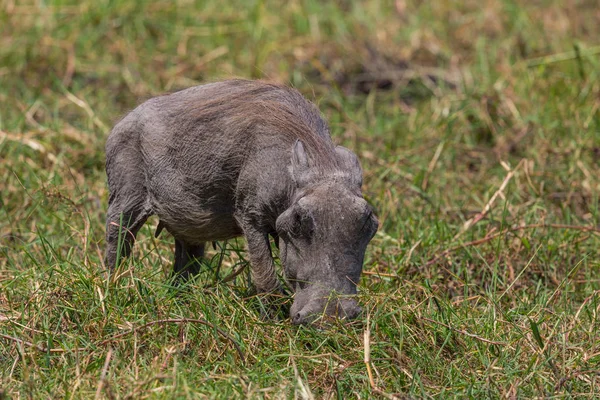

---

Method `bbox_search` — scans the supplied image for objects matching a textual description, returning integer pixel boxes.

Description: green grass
[1,0,599,398]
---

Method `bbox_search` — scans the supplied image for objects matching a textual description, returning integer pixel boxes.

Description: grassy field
[1,0,599,398]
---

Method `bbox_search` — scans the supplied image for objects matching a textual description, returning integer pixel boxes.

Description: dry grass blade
[98,318,245,363]
[95,347,114,400]
[525,45,600,67]
[420,317,506,346]
[363,312,401,400]
[427,224,600,267]
[363,313,374,388]
[0,129,60,165]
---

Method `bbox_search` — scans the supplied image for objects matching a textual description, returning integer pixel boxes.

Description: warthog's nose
[292,310,310,325]
[291,297,362,325]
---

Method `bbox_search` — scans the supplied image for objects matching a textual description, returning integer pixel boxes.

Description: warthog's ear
[335,146,363,188]
[291,140,311,185]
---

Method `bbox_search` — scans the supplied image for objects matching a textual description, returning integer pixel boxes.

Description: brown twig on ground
[98,318,245,363]
[0,332,85,353]
[455,159,524,239]
[204,262,248,288]
[426,223,600,267]
[421,317,506,346]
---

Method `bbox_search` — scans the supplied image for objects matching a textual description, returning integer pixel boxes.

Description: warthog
[105,80,378,324]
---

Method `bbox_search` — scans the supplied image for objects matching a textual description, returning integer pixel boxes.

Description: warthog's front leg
[240,224,281,294]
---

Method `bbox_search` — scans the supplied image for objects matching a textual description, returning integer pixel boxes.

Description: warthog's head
[276,141,378,325]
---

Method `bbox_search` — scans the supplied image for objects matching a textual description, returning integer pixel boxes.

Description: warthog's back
[106,80,336,244]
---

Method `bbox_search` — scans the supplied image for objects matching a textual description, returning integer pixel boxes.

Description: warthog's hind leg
[173,239,205,282]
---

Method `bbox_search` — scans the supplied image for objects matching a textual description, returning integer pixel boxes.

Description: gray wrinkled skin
[105,80,378,325]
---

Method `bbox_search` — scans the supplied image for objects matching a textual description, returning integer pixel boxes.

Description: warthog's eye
[290,210,314,239]
[359,210,379,238]
[294,279,308,291]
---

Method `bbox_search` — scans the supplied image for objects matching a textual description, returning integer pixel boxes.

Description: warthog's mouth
[290,288,362,325]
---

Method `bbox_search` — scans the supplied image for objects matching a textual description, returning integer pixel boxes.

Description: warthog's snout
[290,289,362,325]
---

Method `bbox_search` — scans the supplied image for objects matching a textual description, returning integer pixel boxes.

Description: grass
[1,0,599,398]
